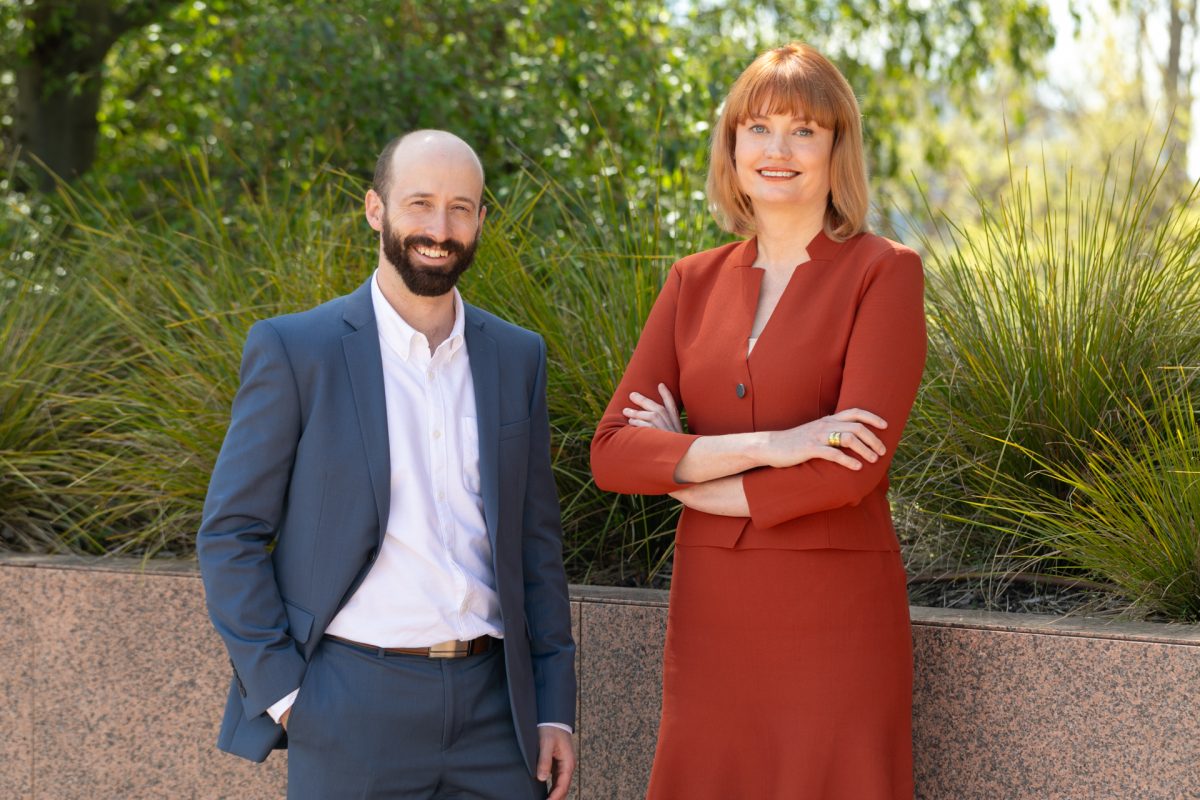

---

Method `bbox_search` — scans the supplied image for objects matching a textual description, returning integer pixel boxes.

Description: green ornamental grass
[971,369,1200,621]
[4,147,1200,620]
[898,151,1200,576]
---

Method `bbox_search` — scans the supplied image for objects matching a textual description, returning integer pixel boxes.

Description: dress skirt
[645,545,914,800]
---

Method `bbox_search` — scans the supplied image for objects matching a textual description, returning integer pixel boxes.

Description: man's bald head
[372,130,485,205]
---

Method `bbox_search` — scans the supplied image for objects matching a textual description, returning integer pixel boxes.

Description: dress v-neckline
[734,230,844,361]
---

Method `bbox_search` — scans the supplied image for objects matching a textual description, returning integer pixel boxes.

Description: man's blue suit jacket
[197,278,576,768]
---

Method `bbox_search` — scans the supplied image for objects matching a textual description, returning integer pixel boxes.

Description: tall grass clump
[35,158,369,555]
[0,264,111,551]
[900,150,1200,576]
[6,151,720,579]
[973,369,1200,621]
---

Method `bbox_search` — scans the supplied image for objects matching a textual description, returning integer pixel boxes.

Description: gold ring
[828,431,842,448]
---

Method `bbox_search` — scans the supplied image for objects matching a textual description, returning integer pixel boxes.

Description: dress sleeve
[590,264,700,494]
[742,248,927,528]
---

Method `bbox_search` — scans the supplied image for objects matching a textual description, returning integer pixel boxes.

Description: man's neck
[375,265,457,353]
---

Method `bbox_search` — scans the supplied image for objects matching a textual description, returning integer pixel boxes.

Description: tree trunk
[1161,0,1191,184]
[13,0,185,191]
[14,55,104,191]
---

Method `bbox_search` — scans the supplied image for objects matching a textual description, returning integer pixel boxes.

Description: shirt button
[427,369,435,379]
[736,383,746,398]
[432,430,442,439]
[437,491,446,501]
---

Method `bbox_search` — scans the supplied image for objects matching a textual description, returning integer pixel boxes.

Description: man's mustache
[403,234,467,258]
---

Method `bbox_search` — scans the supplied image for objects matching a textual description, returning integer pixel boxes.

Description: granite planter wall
[2,555,1198,799]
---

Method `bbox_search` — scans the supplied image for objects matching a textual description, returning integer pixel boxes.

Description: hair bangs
[729,59,840,132]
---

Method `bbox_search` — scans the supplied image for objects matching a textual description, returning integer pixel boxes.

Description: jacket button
[736,383,746,398]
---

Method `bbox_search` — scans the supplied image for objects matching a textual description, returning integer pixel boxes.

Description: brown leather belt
[324,633,495,659]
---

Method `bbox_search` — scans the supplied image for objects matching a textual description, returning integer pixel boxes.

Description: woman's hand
[623,383,683,433]
[760,408,889,470]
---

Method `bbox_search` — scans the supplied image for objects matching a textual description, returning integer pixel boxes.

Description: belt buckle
[428,640,468,659]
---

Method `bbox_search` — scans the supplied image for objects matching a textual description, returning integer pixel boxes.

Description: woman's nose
[764,132,791,158]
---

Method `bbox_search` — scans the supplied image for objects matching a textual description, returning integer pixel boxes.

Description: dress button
[736,383,746,398]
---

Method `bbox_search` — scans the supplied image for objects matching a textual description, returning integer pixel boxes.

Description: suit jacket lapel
[465,305,500,551]
[341,279,391,542]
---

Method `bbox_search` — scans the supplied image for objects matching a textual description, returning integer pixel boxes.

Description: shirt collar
[370,270,466,362]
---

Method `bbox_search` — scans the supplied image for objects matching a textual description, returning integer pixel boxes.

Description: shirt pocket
[461,415,481,496]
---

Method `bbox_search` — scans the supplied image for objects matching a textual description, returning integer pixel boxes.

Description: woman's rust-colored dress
[591,231,926,799]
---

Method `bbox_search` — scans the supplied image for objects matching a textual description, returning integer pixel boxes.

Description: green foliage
[971,370,1200,621]
[3,0,1057,212]
[0,153,719,581]
[6,141,1200,618]
[898,153,1200,570]
[0,178,113,551]
[0,269,102,551]
[89,0,707,205]
[12,159,369,555]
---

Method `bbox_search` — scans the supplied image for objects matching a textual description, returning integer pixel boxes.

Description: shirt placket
[427,343,470,638]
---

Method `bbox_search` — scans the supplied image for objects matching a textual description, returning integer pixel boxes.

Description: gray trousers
[286,637,547,800]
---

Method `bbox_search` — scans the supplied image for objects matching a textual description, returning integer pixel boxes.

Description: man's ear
[364,189,385,232]
[478,205,487,228]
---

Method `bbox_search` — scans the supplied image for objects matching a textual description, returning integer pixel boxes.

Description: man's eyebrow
[401,191,478,207]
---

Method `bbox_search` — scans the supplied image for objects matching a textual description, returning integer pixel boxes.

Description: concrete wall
[3,556,1199,799]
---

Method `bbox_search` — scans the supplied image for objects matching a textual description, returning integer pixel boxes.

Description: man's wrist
[266,688,299,724]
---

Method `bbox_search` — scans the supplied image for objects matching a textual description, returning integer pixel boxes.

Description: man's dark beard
[381,216,478,297]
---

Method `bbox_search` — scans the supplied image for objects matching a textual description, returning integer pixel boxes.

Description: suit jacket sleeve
[197,319,307,720]
[590,264,700,494]
[522,336,577,727]
[742,249,927,529]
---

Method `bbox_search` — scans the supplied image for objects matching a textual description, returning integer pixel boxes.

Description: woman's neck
[753,204,826,269]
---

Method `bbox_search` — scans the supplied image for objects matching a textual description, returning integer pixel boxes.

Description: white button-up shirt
[323,272,502,645]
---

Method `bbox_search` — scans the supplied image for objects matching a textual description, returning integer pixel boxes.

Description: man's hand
[536,726,576,800]
[280,707,291,732]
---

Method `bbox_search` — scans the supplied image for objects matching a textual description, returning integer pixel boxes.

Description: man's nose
[424,209,451,241]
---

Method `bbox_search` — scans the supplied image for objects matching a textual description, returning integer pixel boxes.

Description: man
[197,130,576,800]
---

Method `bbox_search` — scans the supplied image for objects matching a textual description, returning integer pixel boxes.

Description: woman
[590,42,925,799]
